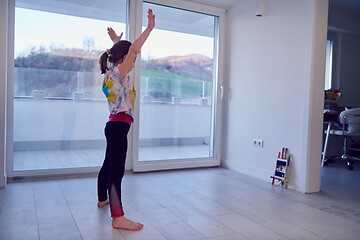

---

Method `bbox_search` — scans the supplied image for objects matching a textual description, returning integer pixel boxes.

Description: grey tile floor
[1,161,360,240]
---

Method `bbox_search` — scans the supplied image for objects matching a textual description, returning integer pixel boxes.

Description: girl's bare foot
[97,199,109,207]
[112,216,144,231]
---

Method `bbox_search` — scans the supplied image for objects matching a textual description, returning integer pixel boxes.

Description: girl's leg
[105,122,143,230]
[97,144,110,206]
[106,121,129,217]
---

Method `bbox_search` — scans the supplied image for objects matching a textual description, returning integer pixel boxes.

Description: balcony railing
[13,67,213,152]
[14,67,212,104]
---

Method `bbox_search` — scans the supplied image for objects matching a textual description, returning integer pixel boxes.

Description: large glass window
[13,0,128,171]
[138,2,218,162]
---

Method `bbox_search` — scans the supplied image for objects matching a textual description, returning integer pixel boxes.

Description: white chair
[322,108,360,170]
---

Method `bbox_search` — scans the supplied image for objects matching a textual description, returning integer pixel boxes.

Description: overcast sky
[15,8,214,59]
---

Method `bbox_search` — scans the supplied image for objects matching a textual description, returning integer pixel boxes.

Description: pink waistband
[108,112,133,125]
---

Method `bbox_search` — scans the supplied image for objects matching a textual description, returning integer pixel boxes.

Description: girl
[97,9,155,231]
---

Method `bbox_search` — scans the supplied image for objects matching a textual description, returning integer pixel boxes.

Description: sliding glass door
[8,0,223,176]
[132,1,221,171]
[12,0,128,173]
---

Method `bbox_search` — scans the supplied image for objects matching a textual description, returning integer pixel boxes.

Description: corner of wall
[302,0,329,194]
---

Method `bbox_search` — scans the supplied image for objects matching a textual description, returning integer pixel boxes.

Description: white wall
[223,0,328,193]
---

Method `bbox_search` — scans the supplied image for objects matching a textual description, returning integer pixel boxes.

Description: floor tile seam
[135,213,184,240]
[163,180,239,214]
[121,193,165,218]
[214,194,267,208]
[305,210,360,234]
[227,211,294,240]
[207,232,252,240]
[98,204,112,220]
[133,177,193,203]
[224,201,285,221]
[165,201,222,221]
[154,186,194,206]
[147,180,188,192]
[32,180,41,240]
[289,216,347,239]
[215,213,278,240]
[262,217,328,240]
[226,185,297,205]
[56,179,84,239]
[165,200,212,217]
[124,190,166,208]
[161,183,194,196]
[149,224,172,240]
[155,196,185,209]
[165,205,239,238]
[57,177,96,201]
[291,204,360,226]
[138,205,209,239]
[214,198,259,214]
[165,216,209,240]
[220,181,255,192]
[191,191,237,215]
[79,177,98,203]
[174,192,223,213]
[316,205,360,216]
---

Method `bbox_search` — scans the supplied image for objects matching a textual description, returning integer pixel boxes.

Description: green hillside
[140,68,212,100]
[141,68,187,80]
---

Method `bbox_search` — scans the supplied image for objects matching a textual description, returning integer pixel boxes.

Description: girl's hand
[147,9,155,30]
[118,9,155,77]
[107,27,123,43]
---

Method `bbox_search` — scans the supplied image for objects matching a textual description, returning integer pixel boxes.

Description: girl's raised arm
[118,9,155,77]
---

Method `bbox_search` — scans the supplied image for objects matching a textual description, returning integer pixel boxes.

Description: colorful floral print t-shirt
[102,66,136,118]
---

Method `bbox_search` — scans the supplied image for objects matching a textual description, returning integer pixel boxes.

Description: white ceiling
[190,0,360,11]
[187,0,241,9]
[15,0,359,39]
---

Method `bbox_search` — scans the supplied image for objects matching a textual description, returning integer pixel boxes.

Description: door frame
[130,0,226,172]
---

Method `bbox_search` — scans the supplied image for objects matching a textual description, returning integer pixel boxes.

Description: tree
[82,36,95,52]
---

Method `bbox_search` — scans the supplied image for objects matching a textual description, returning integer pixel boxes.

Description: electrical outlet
[253,139,264,147]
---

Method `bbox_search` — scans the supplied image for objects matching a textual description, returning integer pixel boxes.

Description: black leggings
[97,121,130,218]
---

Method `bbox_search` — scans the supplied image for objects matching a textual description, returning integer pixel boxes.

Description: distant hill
[14,49,100,73]
[143,54,213,82]
[15,49,213,82]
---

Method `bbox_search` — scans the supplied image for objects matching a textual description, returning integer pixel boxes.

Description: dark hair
[99,40,132,74]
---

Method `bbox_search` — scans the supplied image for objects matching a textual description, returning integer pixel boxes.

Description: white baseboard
[222,160,273,183]
[223,159,299,191]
